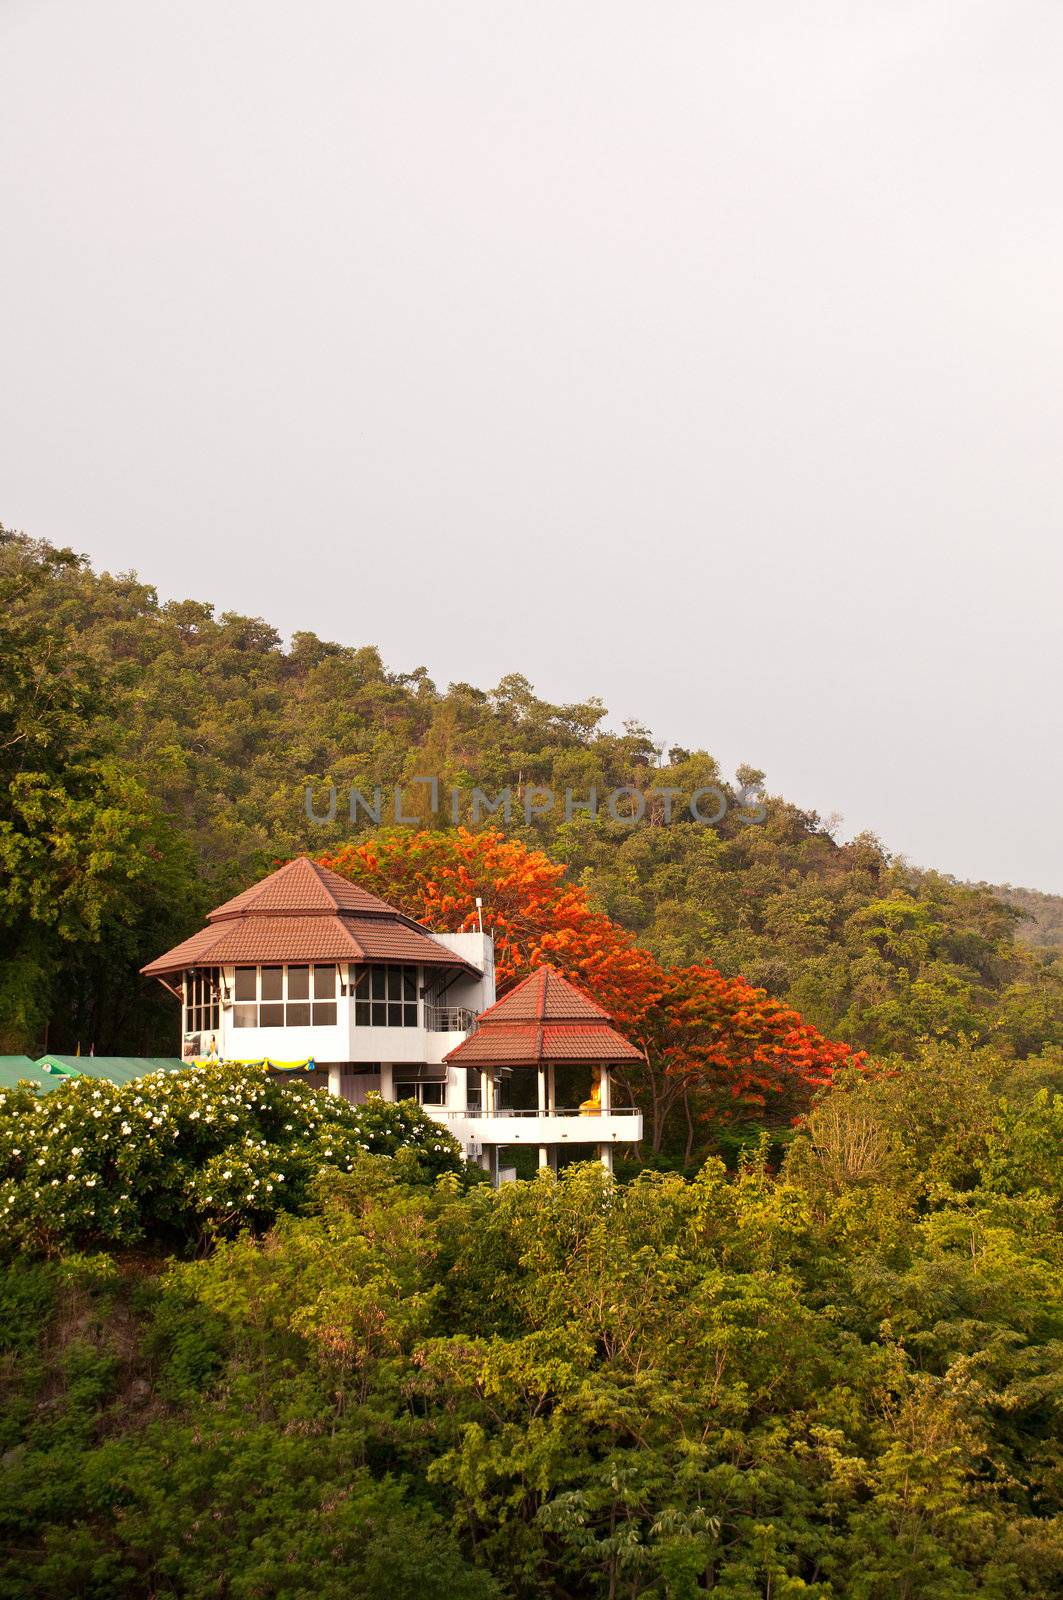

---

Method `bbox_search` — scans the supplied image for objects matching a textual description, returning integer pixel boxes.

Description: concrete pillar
[537,1064,547,1113]
[599,1063,611,1114]
[599,1144,614,1173]
[546,1064,556,1112]
[380,1063,394,1101]
[538,1147,550,1169]
[327,1064,343,1099]
[479,1066,490,1116]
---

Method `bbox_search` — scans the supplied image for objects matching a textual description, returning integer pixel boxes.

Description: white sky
[3,1,1061,890]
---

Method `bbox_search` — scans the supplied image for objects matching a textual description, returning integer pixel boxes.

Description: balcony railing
[429,1106,641,1120]
[425,1005,478,1033]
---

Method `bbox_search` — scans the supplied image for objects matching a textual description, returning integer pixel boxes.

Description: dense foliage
[7,524,1063,1595]
[5,527,1063,1119]
[319,830,862,1152]
[2,1050,1063,1597]
[0,1065,463,1255]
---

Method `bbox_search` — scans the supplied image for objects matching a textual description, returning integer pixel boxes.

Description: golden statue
[579,1064,602,1116]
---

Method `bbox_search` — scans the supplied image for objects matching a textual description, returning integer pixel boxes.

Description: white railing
[425,1005,478,1033]
[428,1106,640,1120]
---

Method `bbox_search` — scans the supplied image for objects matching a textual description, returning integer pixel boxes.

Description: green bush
[0,1066,463,1255]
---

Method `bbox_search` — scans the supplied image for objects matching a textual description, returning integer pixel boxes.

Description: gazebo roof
[445,966,641,1067]
[142,857,479,977]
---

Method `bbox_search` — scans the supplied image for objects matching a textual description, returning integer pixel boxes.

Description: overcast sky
[2,2,1061,890]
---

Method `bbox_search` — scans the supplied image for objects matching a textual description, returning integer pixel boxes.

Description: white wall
[424,933,496,1010]
[212,938,495,1070]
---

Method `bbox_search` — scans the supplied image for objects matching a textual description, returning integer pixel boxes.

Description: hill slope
[3,524,1062,1068]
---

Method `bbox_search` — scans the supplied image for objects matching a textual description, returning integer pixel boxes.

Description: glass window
[351,966,420,1028]
[229,966,342,1028]
[234,968,257,1001]
[183,970,221,1036]
[394,1080,445,1106]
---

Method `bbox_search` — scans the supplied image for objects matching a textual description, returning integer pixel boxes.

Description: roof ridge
[473,963,613,1026]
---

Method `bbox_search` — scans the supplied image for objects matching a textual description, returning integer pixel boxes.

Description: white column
[546,1064,556,1112]
[380,1063,394,1101]
[599,1144,614,1173]
[538,1064,549,1168]
[599,1063,611,1114]
[327,1064,343,1099]
[479,1066,490,1116]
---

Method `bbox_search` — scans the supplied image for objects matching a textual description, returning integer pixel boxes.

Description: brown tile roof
[446,1021,641,1065]
[141,858,478,977]
[208,857,397,920]
[475,966,611,1024]
[446,966,642,1066]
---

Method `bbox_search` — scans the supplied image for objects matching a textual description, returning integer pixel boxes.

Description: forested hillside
[6,527,1063,1595]
[3,1053,1063,1597]
[988,883,1063,953]
[4,526,1063,1097]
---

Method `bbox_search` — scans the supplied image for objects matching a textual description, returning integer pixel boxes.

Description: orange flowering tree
[315,830,863,1157]
[317,829,664,1030]
[652,962,863,1154]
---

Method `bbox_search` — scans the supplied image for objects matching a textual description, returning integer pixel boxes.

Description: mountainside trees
[5,525,1063,1146]
[3,1058,1063,1598]
[318,830,863,1152]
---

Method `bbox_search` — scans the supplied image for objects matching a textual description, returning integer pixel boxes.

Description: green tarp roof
[37,1056,188,1085]
[2,1057,314,1093]
[0,1057,62,1092]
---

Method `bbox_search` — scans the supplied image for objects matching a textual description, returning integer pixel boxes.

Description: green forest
[3,1054,1063,1597]
[5,525,1063,1596]
[3,525,1063,1074]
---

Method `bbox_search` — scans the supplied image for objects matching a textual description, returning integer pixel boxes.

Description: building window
[352,965,418,1027]
[233,965,338,1027]
[395,1079,446,1106]
[184,970,220,1035]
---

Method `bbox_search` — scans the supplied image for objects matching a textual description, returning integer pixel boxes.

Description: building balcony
[424,1004,478,1033]
[427,1107,642,1146]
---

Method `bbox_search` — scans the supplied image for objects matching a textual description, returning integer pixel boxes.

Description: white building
[142,856,642,1176]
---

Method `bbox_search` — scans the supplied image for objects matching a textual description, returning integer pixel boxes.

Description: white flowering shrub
[0,1066,464,1254]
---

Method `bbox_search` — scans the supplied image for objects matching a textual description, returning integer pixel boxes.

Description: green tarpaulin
[0,1057,62,1092]
[36,1056,188,1086]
